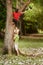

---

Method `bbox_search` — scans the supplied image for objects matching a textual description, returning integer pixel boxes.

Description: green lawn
[0,39,4,48]
[0,38,43,48]
[19,38,43,48]
[0,38,43,65]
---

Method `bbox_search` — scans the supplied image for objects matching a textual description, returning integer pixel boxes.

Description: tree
[23,1,43,33]
[3,0,30,55]
[4,0,14,54]
[0,0,43,35]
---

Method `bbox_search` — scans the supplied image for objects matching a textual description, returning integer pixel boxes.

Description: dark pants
[13,19,20,28]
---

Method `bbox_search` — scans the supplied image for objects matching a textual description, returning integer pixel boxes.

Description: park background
[0,0,43,65]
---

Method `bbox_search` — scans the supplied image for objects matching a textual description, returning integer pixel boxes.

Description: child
[13,26,19,55]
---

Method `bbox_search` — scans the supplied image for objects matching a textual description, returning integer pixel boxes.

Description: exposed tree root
[2,46,39,57]
[3,48,43,57]
[3,45,43,57]
[13,44,34,56]
[13,44,31,56]
[16,48,35,56]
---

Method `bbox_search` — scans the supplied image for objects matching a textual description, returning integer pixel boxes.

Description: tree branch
[19,0,30,12]
[19,0,25,5]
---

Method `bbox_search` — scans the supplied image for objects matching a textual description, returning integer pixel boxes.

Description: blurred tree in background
[0,0,43,34]
[23,0,43,34]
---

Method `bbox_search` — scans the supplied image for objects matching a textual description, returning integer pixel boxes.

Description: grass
[0,38,43,48]
[0,38,43,54]
[0,38,43,65]
[0,54,43,65]
[19,38,43,48]
[0,38,4,48]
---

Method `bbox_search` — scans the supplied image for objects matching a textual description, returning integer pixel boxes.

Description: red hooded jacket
[13,12,22,21]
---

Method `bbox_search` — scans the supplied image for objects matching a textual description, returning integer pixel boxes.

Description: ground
[0,55,43,65]
[0,37,43,65]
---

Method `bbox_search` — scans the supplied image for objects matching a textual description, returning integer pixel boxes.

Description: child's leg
[14,43,19,55]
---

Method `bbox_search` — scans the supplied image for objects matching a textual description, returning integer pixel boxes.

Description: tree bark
[4,0,14,54]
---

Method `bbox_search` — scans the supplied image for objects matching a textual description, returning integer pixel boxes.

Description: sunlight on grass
[0,38,43,48]
[19,38,43,48]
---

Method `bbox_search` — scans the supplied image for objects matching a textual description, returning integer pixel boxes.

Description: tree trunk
[3,0,31,56]
[4,0,14,54]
